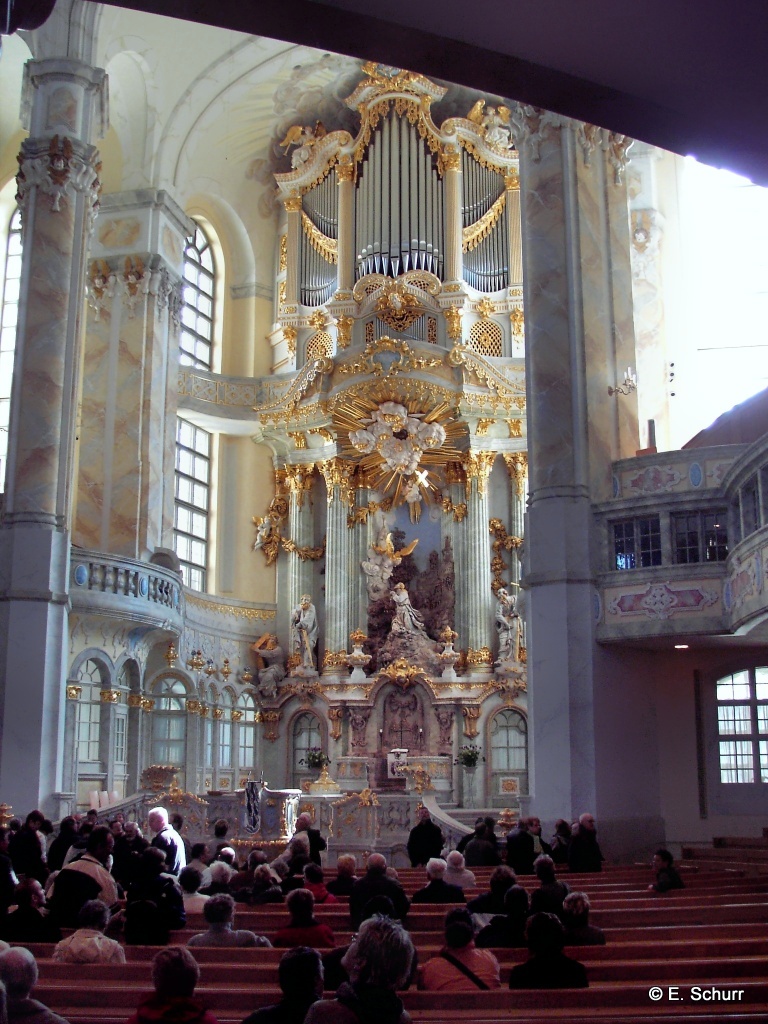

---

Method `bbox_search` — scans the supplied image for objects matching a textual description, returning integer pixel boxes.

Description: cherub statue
[253,634,285,699]
[279,121,327,170]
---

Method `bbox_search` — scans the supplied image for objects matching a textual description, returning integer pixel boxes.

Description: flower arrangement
[300,747,331,770]
[454,745,485,768]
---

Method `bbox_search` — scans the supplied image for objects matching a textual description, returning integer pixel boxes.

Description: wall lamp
[608,366,638,397]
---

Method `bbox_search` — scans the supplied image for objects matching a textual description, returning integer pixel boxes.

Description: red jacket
[273,921,335,947]
[126,995,218,1024]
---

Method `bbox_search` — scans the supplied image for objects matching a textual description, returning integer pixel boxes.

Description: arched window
[292,711,322,786]
[219,689,232,769]
[237,693,257,771]
[181,225,215,370]
[490,708,528,796]
[76,659,104,764]
[174,417,210,591]
[0,208,22,485]
[151,677,187,769]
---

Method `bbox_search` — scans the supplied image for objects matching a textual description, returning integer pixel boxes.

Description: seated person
[349,853,409,929]
[186,844,212,890]
[199,861,234,896]
[126,946,218,1024]
[0,947,69,1024]
[529,854,570,917]
[273,888,335,948]
[322,896,420,994]
[561,891,606,946]
[303,862,338,905]
[649,849,685,893]
[231,850,267,894]
[188,893,271,948]
[419,907,501,991]
[53,898,125,963]
[508,912,588,989]
[180,867,209,914]
[305,915,414,1024]
[248,864,284,905]
[411,858,465,904]
[326,855,358,898]
[463,824,501,867]
[443,851,476,891]
[466,865,516,926]
[243,946,324,1024]
[476,884,530,948]
[1,878,61,943]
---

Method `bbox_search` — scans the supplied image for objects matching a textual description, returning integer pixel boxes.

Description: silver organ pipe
[300,173,338,307]
[461,150,509,293]
[389,112,399,275]
[409,123,418,272]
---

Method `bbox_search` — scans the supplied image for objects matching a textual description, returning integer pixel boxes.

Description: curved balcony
[69,548,184,634]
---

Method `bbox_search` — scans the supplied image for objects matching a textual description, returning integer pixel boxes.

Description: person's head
[361,895,395,921]
[525,912,566,955]
[335,854,357,879]
[472,816,484,836]
[213,818,228,839]
[59,816,77,836]
[190,843,210,864]
[124,822,141,841]
[303,862,324,885]
[8,819,20,834]
[85,809,99,823]
[40,820,53,837]
[417,806,431,823]
[170,814,184,833]
[554,819,572,839]
[217,847,236,867]
[516,817,529,833]
[653,848,674,872]
[24,811,44,832]
[528,816,542,834]
[208,861,234,886]
[366,853,387,876]
[14,879,44,910]
[295,813,312,832]
[151,947,200,999]
[0,947,38,999]
[87,825,114,864]
[534,854,556,883]
[562,891,591,927]
[286,887,315,925]
[483,816,496,834]
[504,884,530,918]
[247,849,267,870]
[139,847,168,877]
[489,865,516,897]
[426,858,446,881]
[179,867,202,895]
[277,946,323,1001]
[78,899,110,932]
[79,822,94,839]
[253,864,279,887]
[578,812,596,833]
[202,893,235,926]
[341,915,414,990]
[444,908,475,950]
[109,820,124,838]
[147,807,169,833]
[445,851,466,871]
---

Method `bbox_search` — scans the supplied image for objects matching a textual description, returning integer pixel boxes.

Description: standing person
[649,849,685,892]
[549,820,572,865]
[406,807,444,867]
[456,818,484,856]
[527,817,552,860]
[464,824,500,867]
[125,947,218,1024]
[46,818,79,875]
[0,828,19,916]
[505,817,534,875]
[419,907,501,991]
[293,813,327,866]
[567,813,604,873]
[54,826,119,909]
[148,807,186,875]
[8,812,48,883]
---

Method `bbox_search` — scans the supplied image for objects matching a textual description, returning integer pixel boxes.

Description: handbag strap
[439,949,491,990]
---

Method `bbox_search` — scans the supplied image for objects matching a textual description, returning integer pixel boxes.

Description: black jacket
[406,820,444,867]
[349,873,410,928]
[410,879,465,904]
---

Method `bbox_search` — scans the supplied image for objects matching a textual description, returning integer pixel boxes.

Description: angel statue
[361,517,419,600]
[279,121,327,170]
[466,100,514,150]
[495,587,521,663]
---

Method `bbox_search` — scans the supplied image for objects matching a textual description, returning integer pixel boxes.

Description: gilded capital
[336,163,355,183]
[283,194,302,212]
[462,450,496,496]
[444,305,464,341]
[442,149,461,171]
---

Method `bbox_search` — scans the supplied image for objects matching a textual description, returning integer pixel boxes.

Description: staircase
[681,827,768,874]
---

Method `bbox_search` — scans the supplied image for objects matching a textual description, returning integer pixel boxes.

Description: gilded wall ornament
[335,315,353,349]
[462,705,482,737]
[261,710,282,742]
[328,706,344,741]
[99,689,120,704]
[444,305,464,341]
[509,306,524,338]
[66,685,82,701]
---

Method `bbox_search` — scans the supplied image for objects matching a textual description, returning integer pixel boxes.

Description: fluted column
[285,463,316,618]
[0,45,107,814]
[506,173,523,286]
[335,163,355,296]
[283,194,302,308]
[318,459,353,673]
[502,453,527,588]
[443,148,463,285]
[461,451,496,675]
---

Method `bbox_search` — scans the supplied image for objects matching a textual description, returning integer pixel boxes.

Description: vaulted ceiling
[86,0,768,186]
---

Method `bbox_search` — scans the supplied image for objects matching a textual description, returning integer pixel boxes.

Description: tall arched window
[0,208,22,486]
[219,689,233,770]
[76,659,104,765]
[292,711,322,787]
[236,693,257,774]
[181,225,215,370]
[489,708,528,797]
[174,417,210,591]
[151,677,187,772]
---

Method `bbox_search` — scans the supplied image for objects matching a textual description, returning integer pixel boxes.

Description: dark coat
[406,820,444,867]
[530,880,570,917]
[463,838,500,867]
[476,913,528,948]
[567,831,604,873]
[508,951,589,988]
[410,879,465,904]
[505,828,535,874]
[1,906,62,943]
[653,866,684,892]
[306,827,327,866]
[151,826,186,875]
[349,872,410,928]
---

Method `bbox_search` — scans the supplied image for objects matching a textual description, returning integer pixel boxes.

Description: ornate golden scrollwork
[375,658,429,691]
[489,517,523,593]
[261,710,282,742]
[462,451,496,497]
[441,497,467,522]
[509,306,524,338]
[462,193,506,253]
[394,762,434,794]
[502,453,528,497]
[335,315,353,349]
[462,705,482,738]
[66,685,82,701]
[328,706,344,741]
[99,689,120,704]
[318,458,355,506]
[443,306,464,341]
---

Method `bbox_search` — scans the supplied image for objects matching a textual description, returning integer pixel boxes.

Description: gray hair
[350,916,414,989]
[446,851,465,870]
[0,948,38,999]
[208,861,234,885]
[147,807,169,828]
[78,899,110,932]
[426,857,446,880]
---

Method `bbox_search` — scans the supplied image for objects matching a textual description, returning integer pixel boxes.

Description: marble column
[502,453,527,588]
[515,108,638,822]
[75,190,192,558]
[335,164,355,296]
[461,451,496,675]
[318,459,353,673]
[0,44,107,815]
[444,464,468,648]
[284,462,317,633]
[506,173,523,286]
[443,148,463,285]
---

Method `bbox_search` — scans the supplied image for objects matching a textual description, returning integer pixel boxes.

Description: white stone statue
[255,635,285,699]
[391,582,428,636]
[361,514,418,600]
[495,587,520,663]
[290,594,319,671]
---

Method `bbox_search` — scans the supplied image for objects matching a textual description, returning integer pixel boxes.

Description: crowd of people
[0,804,685,1024]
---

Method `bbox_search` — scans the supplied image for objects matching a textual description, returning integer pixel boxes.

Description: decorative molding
[185,592,276,621]
[16,135,102,231]
[461,705,482,738]
[66,685,82,701]
[99,689,121,704]
[328,706,344,741]
[607,582,719,621]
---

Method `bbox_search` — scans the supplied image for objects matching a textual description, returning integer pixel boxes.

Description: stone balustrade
[70,548,184,632]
